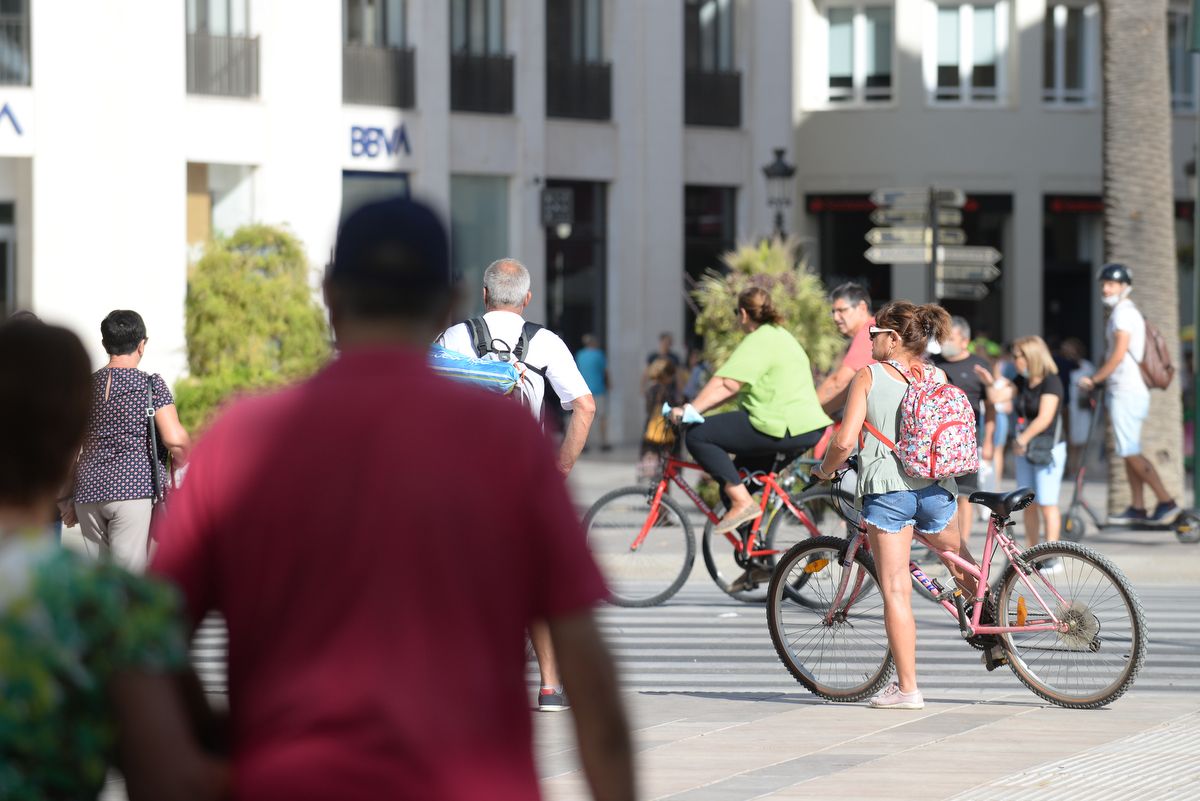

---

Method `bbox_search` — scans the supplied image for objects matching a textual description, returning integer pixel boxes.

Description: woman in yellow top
[670,288,832,535]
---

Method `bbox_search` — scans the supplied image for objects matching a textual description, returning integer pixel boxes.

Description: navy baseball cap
[329,196,451,290]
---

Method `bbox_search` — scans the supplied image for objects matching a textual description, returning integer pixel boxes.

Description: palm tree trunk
[1102,0,1185,513]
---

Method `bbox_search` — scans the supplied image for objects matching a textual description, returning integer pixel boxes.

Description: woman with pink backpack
[813,301,982,711]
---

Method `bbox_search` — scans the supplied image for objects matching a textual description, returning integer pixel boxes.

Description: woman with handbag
[977,335,1066,564]
[63,310,191,572]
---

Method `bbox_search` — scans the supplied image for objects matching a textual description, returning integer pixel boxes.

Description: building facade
[0,0,795,441]
[792,0,1198,355]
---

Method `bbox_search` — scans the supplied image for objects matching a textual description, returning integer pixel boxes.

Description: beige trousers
[76,499,153,573]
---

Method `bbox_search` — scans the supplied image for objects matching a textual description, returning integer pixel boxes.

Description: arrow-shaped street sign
[870,187,966,208]
[938,263,1001,282]
[938,245,1001,265]
[866,227,926,246]
[870,208,963,227]
[936,282,989,300]
[865,227,966,246]
[865,245,928,264]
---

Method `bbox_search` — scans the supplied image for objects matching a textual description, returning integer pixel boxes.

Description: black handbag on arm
[146,378,165,507]
[1022,415,1062,466]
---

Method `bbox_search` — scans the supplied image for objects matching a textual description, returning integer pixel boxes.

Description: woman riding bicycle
[812,300,982,710]
[669,288,831,538]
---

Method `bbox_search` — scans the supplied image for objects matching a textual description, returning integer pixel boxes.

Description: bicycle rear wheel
[702,485,858,603]
[583,486,695,607]
[767,536,894,701]
[993,542,1147,708]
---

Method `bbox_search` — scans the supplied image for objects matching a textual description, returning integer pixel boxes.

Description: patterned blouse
[0,531,189,800]
[74,368,174,505]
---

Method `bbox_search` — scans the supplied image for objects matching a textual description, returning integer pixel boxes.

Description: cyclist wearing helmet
[1078,264,1179,523]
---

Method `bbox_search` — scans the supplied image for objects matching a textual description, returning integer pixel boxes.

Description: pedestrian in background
[1059,337,1095,475]
[980,336,1066,566]
[1079,264,1179,524]
[440,258,597,712]
[151,197,633,801]
[639,356,682,481]
[817,282,875,416]
[0,318,227,801]
[67,310,191,572]
[576,332,612,452]
[934,316,995,549]
[641,331,682,393]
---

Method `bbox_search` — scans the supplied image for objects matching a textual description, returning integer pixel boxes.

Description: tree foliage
[175,225,330,431]
[693,237,843,375]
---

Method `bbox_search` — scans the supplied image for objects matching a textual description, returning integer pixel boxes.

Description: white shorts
[1107,391,1149,458]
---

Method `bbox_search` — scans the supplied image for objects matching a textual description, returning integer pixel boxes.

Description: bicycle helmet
[1098,263,1133,285]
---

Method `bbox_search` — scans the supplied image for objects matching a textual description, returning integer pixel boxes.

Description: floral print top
[0,532,189,800]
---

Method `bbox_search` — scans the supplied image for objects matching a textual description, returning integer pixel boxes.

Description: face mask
[1017,367,1030,378]
[940,341,963,359]
[1101,286,1130,308]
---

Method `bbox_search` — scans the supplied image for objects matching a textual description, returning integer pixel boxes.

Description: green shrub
[176,225,330,431]
[693,236,843,378]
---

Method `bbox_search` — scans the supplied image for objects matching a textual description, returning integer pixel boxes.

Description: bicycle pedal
[981,646,1008,672]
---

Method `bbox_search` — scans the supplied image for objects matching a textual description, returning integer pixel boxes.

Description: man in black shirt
[934,316,996,547]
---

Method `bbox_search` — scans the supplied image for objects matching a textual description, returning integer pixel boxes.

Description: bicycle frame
[831,512,1072,638]
[630,455,824,560]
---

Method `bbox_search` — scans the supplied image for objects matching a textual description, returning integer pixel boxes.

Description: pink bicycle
[766,465,1147,709]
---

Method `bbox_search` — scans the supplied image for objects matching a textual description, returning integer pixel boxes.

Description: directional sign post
[870,208,963,227]
[938,263,1001,283]
[865,245,929,265]
[869,187,966,209]
[938,245,1001,265]
[936,282,989,301]
[866,227,965,246]
[867,185,1003,301]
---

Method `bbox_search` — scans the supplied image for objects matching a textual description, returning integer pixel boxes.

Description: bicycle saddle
[968,487,1036,517]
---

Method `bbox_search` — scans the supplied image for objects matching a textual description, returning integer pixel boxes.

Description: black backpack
[464,317,548,416]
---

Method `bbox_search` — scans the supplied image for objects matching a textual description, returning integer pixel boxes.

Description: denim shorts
[1014,442,1068,507]
[1107,391,1149,458]
[993,412,1011,446]
[861,485,958,535]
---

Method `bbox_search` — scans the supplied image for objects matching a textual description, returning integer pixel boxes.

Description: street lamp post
[761,148,796,239]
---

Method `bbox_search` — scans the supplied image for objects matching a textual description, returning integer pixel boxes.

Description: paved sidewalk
[535,690,1200,801]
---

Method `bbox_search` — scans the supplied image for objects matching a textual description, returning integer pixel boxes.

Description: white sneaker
[868,681,925,710]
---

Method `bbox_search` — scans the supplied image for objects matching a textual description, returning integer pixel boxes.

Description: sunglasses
[868,326,896,338]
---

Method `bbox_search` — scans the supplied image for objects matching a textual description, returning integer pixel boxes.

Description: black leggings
[684,410,824,489]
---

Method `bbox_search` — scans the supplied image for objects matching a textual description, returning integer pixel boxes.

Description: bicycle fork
[823,536,872,625]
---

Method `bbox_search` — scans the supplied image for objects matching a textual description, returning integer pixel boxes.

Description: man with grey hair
[934,316,995,556]
[440,257,597,713]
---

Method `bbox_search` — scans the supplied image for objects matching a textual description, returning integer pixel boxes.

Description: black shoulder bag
[147,378,164,505]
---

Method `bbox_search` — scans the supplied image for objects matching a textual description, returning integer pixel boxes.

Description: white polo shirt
[439,311,592,416]
[1106,298,1148,398]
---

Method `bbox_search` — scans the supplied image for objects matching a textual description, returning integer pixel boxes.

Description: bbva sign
[350,124,411,159]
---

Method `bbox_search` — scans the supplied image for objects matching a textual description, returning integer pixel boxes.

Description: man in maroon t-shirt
[817,282,876,416]
[151,198,633,801]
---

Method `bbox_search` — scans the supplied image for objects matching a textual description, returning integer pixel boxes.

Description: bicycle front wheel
[993,542,1147,709]
[767,536,894,701]
[583,486,696,607]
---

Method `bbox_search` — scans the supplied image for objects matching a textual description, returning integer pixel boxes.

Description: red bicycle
[582,428,855,607]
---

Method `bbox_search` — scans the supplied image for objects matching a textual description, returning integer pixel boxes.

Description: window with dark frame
[0,0,30,86]
[451,0,505,56]
[345,0,406,49]
[826,3,893,104]
[684,0,733,73]
[934,2,1002,104]
[186,0,249,36]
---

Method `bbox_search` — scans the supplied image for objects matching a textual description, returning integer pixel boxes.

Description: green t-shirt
[0,534,190,800]
[715,324,833,438]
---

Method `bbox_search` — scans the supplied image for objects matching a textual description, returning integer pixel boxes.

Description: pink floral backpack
[863,360,979,480]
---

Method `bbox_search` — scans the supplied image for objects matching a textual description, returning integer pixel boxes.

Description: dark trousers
[685,410,824,491]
